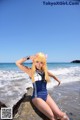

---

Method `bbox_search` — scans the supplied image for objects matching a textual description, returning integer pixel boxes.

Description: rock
[0,101,6,109]
[71,60,80,63]
[0,102,7,120]
[13,87,48,120]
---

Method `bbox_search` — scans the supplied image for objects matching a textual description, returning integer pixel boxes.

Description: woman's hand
[57,80,61,86]
[48,71,61,86]
[30,55,36,61]
[54,80,61,88]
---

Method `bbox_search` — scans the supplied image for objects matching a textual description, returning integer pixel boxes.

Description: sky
[0,0,80,63]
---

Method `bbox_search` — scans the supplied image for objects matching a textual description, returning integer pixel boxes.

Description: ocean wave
[49,66,80,75]
[47,66,80,89]
[0,70,28,81]
[0,66,80,106]
[0,66,80,87]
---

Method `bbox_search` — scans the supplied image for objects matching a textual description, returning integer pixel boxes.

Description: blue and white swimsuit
[31,70,48,101]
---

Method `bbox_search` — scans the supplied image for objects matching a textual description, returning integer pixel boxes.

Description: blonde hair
[31,52,50,83]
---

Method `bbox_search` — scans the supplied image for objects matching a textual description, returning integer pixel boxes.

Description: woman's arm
[48,71,61,86]
[16,56,31,77]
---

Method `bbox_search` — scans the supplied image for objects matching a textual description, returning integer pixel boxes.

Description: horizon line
[0,61,71,64]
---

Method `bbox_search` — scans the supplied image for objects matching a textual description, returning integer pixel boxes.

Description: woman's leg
[32,97,56,120]
[46,94,69,120]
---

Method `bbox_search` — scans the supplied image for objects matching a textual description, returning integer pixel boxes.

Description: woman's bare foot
[60,113,69,120]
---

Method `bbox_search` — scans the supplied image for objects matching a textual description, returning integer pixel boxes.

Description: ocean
[0,62,80,107]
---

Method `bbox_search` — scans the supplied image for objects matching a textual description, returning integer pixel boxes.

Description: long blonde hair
[31,52,50,83]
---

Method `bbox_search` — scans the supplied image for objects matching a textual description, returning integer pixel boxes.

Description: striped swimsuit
[31,69,48,101]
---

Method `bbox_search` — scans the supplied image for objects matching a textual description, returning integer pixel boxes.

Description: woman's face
[34,60,44,70]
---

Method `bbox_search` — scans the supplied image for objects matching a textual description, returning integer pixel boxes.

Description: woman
[16,52,69,120]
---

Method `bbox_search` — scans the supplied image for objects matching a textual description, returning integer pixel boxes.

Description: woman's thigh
[32,97,56,120]
[46,94,64,117]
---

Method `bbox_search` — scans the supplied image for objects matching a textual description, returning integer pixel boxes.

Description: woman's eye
[36,61,43,64]
[36,61,39,63]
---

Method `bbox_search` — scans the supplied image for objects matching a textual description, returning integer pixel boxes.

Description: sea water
[0,62,80,107]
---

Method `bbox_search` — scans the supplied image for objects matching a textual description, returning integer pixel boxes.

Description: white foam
[49,66,80,75]
[0,70,32,106]
[47,66,80,89]
[0,70,29,80]
[0,66,80,106]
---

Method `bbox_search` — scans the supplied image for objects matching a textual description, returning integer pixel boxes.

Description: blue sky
[0,0,80,62]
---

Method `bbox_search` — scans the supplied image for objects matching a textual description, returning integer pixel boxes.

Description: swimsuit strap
[36,69,45,80]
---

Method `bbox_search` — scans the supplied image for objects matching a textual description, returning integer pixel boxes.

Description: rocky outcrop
[13,87,48,120]
[0,101,6,109]
[71,60,80,63]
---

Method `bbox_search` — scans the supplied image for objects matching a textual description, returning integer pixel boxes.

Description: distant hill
[71,60,80,63]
